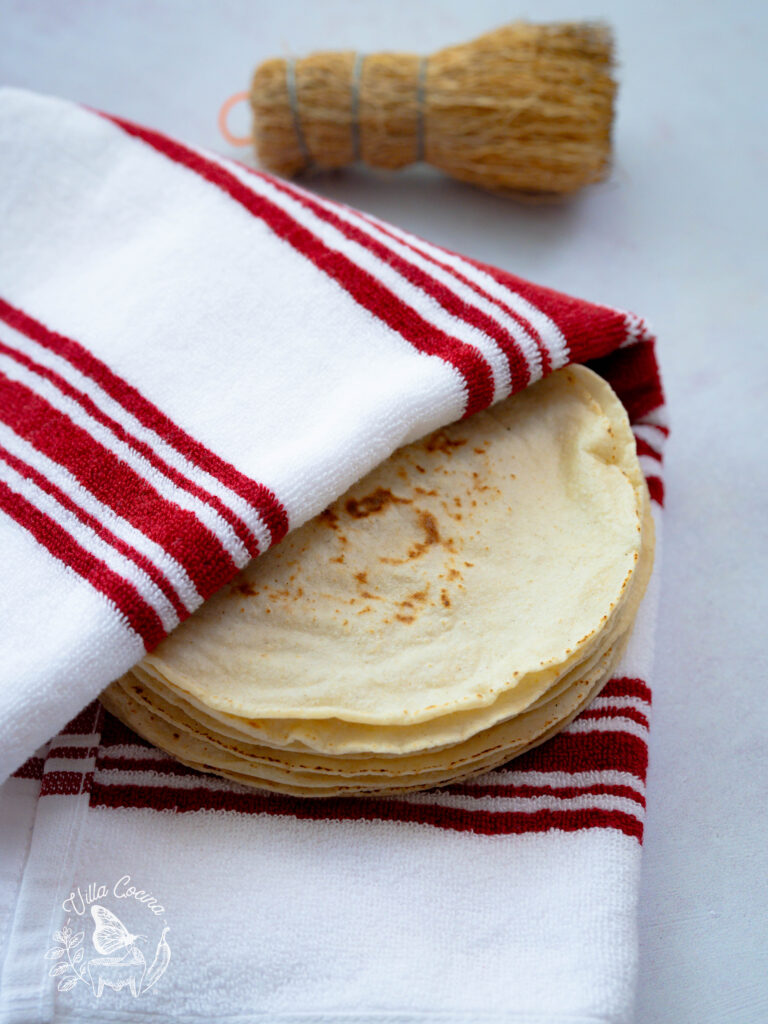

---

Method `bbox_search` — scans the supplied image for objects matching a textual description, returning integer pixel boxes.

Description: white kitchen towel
[0,86,667,1023]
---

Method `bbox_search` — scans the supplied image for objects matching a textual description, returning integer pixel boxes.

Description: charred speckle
[345,488,412,518]
[420,511,440,544]
[232,581,257,597]
[406,511,441,560]
[318,508,339,529]
[425,431,468,454]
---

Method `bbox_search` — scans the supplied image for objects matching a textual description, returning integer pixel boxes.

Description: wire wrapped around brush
[249,21,616,195]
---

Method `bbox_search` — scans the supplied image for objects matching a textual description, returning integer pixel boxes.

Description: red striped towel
[0,88,665,1023]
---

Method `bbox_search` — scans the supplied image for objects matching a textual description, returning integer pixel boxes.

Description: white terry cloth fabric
[0,87,660,782]
[0,86,668,1024]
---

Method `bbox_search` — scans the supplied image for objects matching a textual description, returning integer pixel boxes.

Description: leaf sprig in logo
[45,920,86,993]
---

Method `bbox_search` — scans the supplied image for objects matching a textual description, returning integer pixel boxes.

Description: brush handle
[251,51,427,177]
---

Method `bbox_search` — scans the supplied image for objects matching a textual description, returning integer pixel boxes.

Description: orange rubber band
[218,90,251,146]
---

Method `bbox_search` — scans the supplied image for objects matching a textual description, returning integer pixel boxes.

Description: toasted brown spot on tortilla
[424,431,468,455]
[345,488,412,518]
[406,511,441,560]
[318,508,338,529]
[420,511,440,544]
[232,582,257,597]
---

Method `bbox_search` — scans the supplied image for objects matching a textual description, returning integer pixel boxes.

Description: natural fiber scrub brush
[234,21,616,196]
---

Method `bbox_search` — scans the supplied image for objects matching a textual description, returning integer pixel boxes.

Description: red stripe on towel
[42,770,94,797]
[645,475,665,507]
[600,677,652,704]
[0,371,236,600]
[88,778,643,840]
[0,335,259,560]
[258,175,532,394]
[104,115,495,419]
[588,341,666,424]
[0,297,289,545]
[634,437,663,462]
[12,755,45,780]
[0,445,188,621]
[505,729,649,781]
[468,259,630,365]
[0,482,164,648]
[347,210,554,375]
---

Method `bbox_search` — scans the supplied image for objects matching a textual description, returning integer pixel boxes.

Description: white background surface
[2,1,767,1021]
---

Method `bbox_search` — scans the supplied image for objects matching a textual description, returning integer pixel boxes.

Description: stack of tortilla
[101,365,654,796]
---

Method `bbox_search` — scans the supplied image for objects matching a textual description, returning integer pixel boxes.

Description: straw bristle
[250,21,616,195]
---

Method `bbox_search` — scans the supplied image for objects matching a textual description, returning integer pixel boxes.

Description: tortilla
[100,365,654,796]
[100,650,625,795]
[140,366,647,730]
[124,493,649,759]
[115,502,648,769]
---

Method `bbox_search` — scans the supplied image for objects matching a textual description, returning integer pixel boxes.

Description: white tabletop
[3,1,767,1021]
